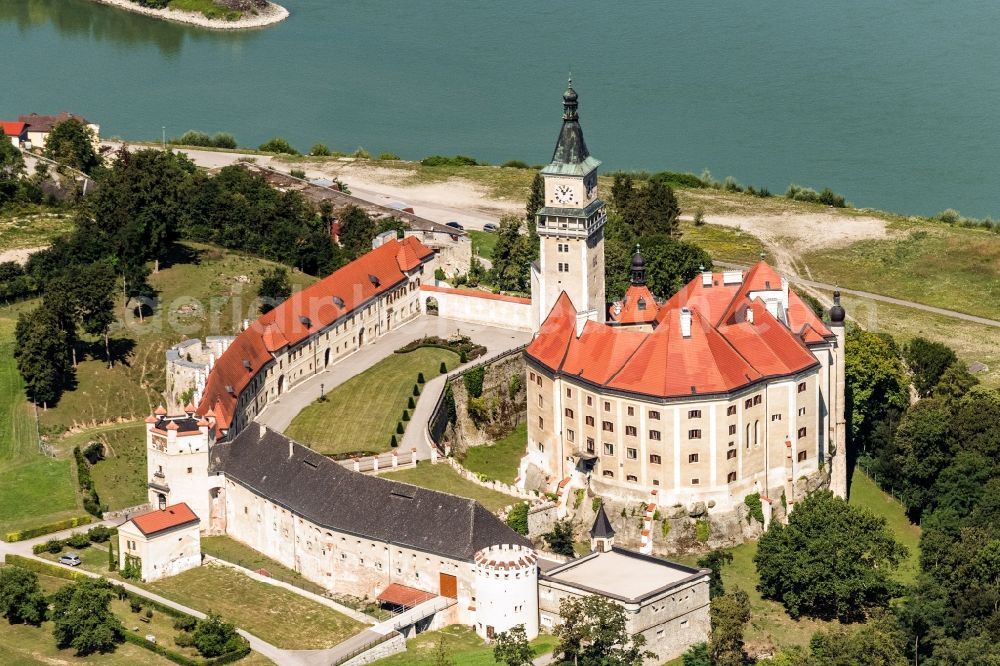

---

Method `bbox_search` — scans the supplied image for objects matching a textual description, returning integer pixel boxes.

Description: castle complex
[136,81,845,663]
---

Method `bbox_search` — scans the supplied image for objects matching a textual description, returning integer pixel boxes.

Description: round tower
[473,544,539,641]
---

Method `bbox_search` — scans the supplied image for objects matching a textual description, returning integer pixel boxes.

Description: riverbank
[87,0,288,30]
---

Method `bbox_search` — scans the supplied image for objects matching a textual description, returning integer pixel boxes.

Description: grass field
[468,230,498,260]
[167,0,241,20]
[679,221,767,265]
[286,347,458,457]
[460,423,526,485]
[370,625,557,666]
[59,422,148,511]
[0,313,83,533]
[804,219,1000,320]
[201,535,327,596]
[380,462,519,512]
[145,564,364,650]
[0,207,73,253]
[848,468,921,584]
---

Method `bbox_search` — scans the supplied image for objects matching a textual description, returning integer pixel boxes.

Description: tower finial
[562,77,579,121]
[630,245,646,286]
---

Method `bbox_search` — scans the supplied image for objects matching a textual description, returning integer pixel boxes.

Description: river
[4,0,1000,218]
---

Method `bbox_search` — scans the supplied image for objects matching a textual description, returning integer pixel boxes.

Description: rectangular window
[603,470,614,478]
[727,405,737,416]
[565,387,572,398]
[650,454,662,464]
[727,471,737,483]
[691,478,700,485]
[538,416,544,429]
[602,421,614,432]
[727,448,737,460]
[798,382,807,393]
[564,408,574,418]
[771,414,782,421]
[688,429,702,439]
[649,430,661,441]
[798,407,807,416]
[648,410,660,420]
[537,376,542,387]
[754,395,762,405]
[603,443,614,456]
[627,405,635,416]
[586,396,593,407]
[744,399,752,409]
[688,409,702,419]
[586,437,595,453]
[567,429,575,442]
[626,474,638,482]
[604,401,611,411]
[797,450,807,462]
[538,395,543,407]
[728,424,737,435]
[688,453,699,463]
[625,425,637,436]
[585,415,595,426]
[627,447,637,460]
[798,427,807,439]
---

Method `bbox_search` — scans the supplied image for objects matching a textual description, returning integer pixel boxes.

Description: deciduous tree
[0,567,48,626]
[493,623,534,666]
[754,490,906,622]
[903,337,958,398]
[554,595,654,666]
[43,119,99,174]
[258,266,292,314]
[709,588,751,666]
[192,611,243,657]
[14,306,72,406]
[543,519,576,558]
[51,578,124,656]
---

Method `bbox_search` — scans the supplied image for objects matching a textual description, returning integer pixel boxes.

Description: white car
[58,553,81,567]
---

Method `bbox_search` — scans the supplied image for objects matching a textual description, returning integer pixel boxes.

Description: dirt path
[0,246,46,265]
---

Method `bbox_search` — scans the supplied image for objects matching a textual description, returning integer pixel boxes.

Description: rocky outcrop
[444,352,527,452]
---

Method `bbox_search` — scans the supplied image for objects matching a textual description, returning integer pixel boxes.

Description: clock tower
[530,79,607,331]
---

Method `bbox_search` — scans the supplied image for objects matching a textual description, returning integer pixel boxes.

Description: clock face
[553,184,574,205]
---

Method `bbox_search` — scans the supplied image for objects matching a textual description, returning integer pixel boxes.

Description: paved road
[255,315,532,459]
[715,261,1000,328]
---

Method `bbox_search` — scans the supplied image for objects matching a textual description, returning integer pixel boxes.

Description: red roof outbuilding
[129,503,200,537]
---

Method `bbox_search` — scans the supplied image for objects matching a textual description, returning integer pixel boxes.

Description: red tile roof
[376,583,436,608]
[421,284,532,304]
[609,284,659,324]
[529,261,828,399]
[198,237,434,430]
[0,122,27,137]
[130,503,199,537]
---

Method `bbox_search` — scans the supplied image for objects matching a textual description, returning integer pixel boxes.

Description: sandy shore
[87,0,289,30]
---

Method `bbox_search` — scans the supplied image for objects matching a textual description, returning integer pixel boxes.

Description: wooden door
[439,573,457,599]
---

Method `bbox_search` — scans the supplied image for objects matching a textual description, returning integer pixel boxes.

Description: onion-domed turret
[829,290,846,325]
[631,245,646,286]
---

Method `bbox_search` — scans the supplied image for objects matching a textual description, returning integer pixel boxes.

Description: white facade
[118,517,201,583]
[473,544,539,640]
[421,285,534,332]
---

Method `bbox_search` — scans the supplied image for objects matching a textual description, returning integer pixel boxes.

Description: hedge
[123,629,250,666]
[5,515,92,542]
[4,554,88,581]
[31,526,118,554]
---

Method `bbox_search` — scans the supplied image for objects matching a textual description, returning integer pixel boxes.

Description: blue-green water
[4,0,1000,218]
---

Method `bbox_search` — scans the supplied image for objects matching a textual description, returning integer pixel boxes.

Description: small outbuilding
[118,503,201,582]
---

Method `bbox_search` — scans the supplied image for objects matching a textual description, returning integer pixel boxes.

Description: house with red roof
[0,121,28,149]
[117,503,201,582]
[17,112,100,148]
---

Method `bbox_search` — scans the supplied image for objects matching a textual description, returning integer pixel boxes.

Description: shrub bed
[395,336,486,361]
[32,525,118,554]
[4,515,92,542]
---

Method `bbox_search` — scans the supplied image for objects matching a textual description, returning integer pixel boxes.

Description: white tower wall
[473,544,539,641]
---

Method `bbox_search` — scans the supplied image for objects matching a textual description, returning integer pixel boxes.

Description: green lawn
[679,220,767,265]
[167,0,241,20]
[286,347,458,457]
[0,207,73,253]
[848,467,921,585]
[468,230,498,260]
[0,314,82,533]
[460,423,526,485]
[804,220,1000,321]
[62,422,149,511]
[146,564,364,650]
[381,462,519,512]
[201,535,327,596]
[371,625,557,666]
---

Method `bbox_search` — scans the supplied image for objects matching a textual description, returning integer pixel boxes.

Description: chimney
[679,307,692,338]
[723,270,743,285]
[701,271,712,287]
[746,307,755,324]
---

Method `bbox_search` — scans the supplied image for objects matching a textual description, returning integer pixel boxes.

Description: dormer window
[332,296,345,308]
[637,298,646,311]
[298,315,312,328]
[368,274,380,287]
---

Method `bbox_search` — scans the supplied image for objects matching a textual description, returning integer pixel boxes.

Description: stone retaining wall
[340,632,406,666]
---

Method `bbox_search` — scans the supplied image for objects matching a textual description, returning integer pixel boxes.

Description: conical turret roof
[590,503,615,540]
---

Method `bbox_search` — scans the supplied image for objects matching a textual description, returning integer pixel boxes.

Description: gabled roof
[561,321,646,385]
[17,112,92,132]
[129,503,199,537]
[524,292,577,371]
[0,122,27,137]
[197,237,434,430]
[590,504,615,539]
[211,424,530,561]
[609,284,659,325]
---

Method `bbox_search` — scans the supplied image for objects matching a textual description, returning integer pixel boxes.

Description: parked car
[58,553,81,567]
[482,223,498,232]
[445,221,464,230]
